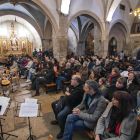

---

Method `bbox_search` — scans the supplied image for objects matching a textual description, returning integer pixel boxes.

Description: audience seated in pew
[3,50,140,140]
[107,68,120,86]
[62,80,106,140]
[72,60,81,72]
[95,91,137,140]
[98,77,109,95]
[26,57,39,83]
[21,57,33,78]
[30,61,55,97]
[127,71,140,94]
[104,77,128,101]
[51,75,84,139]
[89,69,101,82]
[79,61,88,83]
[56,62,72,93]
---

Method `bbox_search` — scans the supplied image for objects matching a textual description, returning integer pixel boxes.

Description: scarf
[108,106,122,134]
[108,74,118,83]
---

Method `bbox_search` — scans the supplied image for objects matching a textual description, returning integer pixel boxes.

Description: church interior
[0,0,140,140]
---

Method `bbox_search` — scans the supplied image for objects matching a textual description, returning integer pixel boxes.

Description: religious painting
[22,40,26,52]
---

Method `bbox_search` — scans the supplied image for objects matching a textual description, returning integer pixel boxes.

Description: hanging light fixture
[8,0,18,6]
[130,8,140,17]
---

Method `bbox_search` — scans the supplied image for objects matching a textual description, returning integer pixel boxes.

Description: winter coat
[95,102,137,140]
[43,69,55,84]
[65,84,84,109]
[59,68,72,81]
[77,90,106,129]
[79,66,88,82]
[92,65,102,72]
[103,85,128,101]
[106,74,120,86]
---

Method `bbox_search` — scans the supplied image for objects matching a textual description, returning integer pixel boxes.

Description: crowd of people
[2,48,140,140]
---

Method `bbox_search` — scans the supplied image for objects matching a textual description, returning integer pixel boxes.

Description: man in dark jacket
[31,61,55,97]
[56,62,72,93]
[51,75,84,139]
[63,80,106,140]
[131,57,138,67]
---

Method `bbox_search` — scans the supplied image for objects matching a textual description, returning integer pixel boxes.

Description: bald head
[71,75,81,86]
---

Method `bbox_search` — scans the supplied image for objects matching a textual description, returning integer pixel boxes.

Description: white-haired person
[91,59,102,72]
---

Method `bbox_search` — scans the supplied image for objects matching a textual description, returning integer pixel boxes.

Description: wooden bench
[85,101,140,138]
[46,83,57,94]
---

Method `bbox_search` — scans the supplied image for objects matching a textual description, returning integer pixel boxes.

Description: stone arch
[0,0,59,37]
[0,11,42,37]
[110,20,130,43]
[109,34,121,53]
[67,10,105,40]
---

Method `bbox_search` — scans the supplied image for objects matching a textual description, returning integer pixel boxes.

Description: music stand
[0,99,18,140]
[14,102,42,140]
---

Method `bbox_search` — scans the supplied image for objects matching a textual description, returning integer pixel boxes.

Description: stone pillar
[42,39,52,51]
[77,41,85,56]
[94,26,102,55]
[53,15,68,61]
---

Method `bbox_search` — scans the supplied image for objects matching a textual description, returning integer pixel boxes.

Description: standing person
[112,49,117,57]
[119,50,124,57]
[38,49,42,57]
[43,49,49,57]
[95,91,137,140]
[62,80,106,140]
[51,75,84,139]
[33,49,38,57]
[49,49,53,58]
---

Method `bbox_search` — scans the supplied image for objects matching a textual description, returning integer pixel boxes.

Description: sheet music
[19,103,38,117]
[0,97,10,115]
[25,98,37,104]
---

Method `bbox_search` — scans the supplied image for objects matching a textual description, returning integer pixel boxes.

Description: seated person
[95,91,137,140]
[26,58,39,83]
[72,60,81,72]
[51,58,59,71]
[31,61,55,97]
[89,69,101,82]
[56,62,72,93]
[98,77,109,95]
[79,61,88,83]
[10,58,18,71]
[104,77,128,101]
[62,80,106,140]
[57,61,65,72]
[91,60,101,72]
[51,75,84,139]
[21,57,33,78]
[107,68,120,86]
[127,71,140,93]
[5,58,11,69]
[87,58,94,70]
[121,65,134,77]
[131,57,138,67]
[134,61,140,71]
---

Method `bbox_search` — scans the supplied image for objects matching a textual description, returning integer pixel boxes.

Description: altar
[0,22,32,56]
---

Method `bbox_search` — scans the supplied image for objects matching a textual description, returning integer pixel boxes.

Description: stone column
[94,26,103,55]
[42,39,52,51]
[77,41,85,56]
[53,15,68,61]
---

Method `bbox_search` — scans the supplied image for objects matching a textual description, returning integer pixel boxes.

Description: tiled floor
[0,79,92,140]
